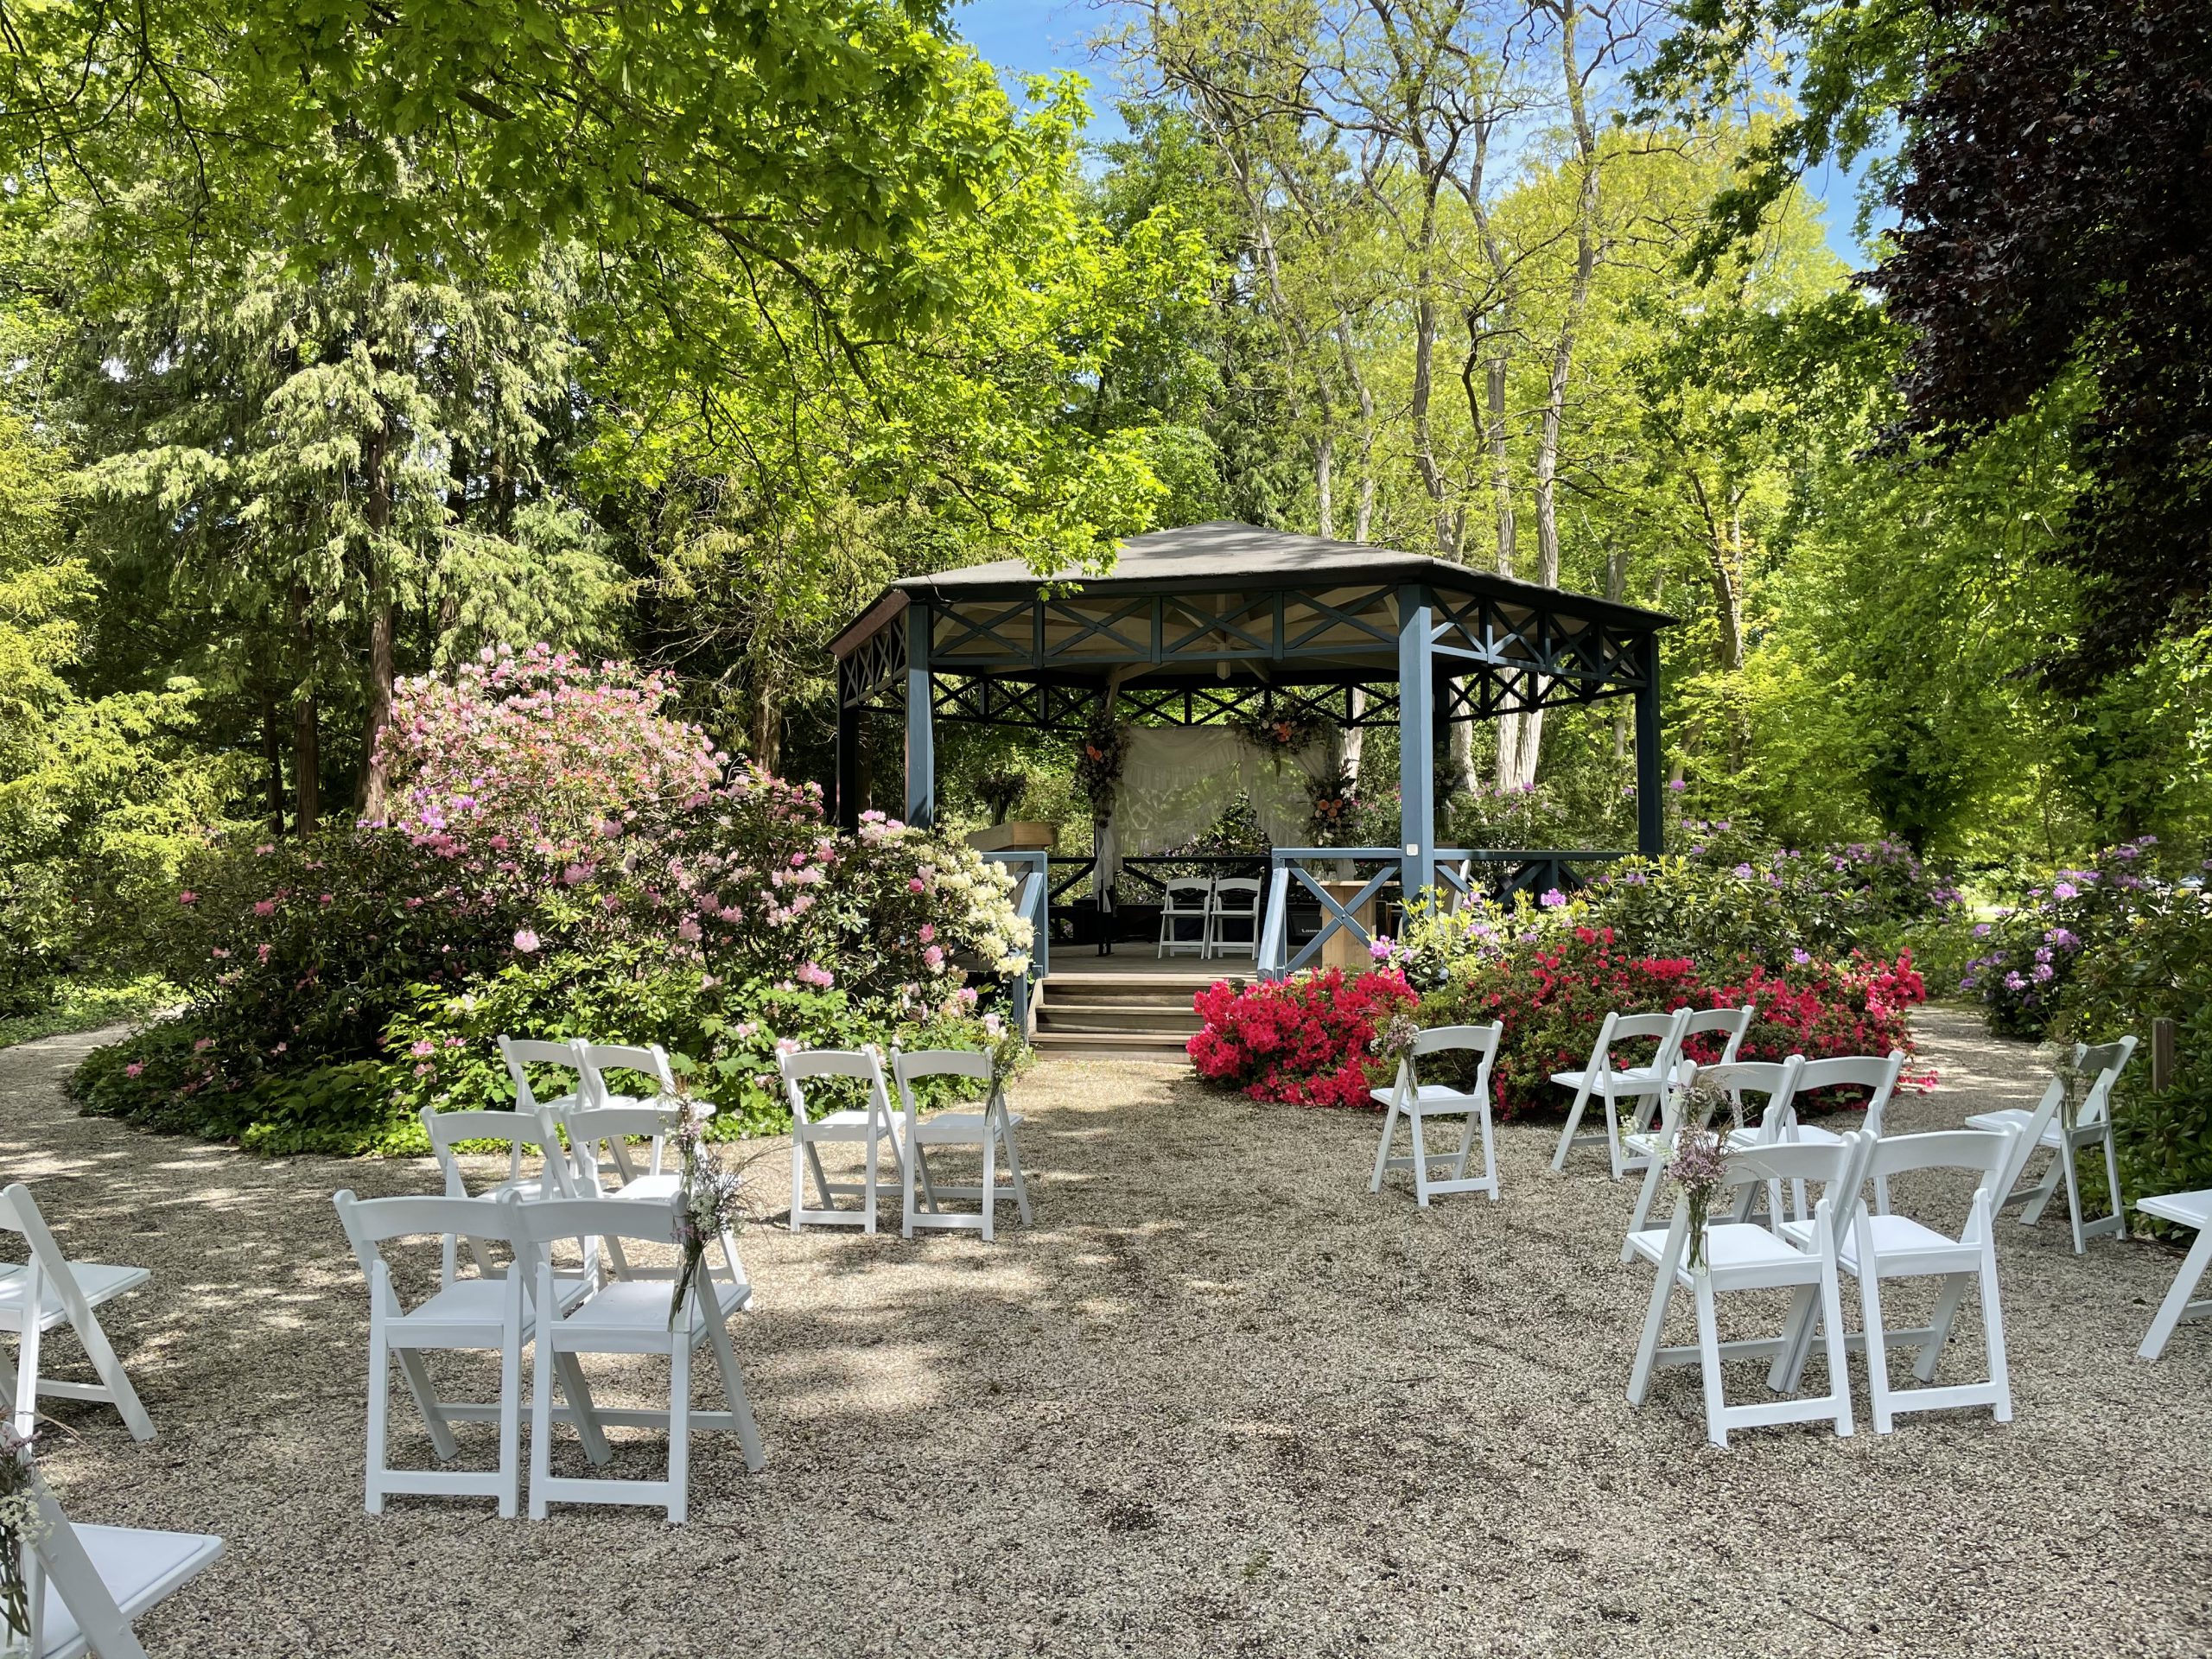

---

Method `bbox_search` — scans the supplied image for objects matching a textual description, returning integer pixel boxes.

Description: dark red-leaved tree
[1868,0,2212,685]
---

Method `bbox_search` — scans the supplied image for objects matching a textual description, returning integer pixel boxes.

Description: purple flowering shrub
[72,650,1030,1150]
[1961,838,2191,1039]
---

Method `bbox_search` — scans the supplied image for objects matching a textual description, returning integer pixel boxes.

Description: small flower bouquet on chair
[0,1424,48,1656]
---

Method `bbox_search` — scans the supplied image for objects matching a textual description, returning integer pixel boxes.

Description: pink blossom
[677,916,702,943]
[253,899,276,917]
[124,1062,144,1078]
[513,929,541,953]
[318,893,334,906]
[193,1038,213,1052]
[918,923,936,944]
[796,961,835,989]
[178,890,197,905]
[924,945,946,972]
[409,1039,436,1058]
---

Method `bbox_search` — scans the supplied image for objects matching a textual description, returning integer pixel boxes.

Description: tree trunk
[1608,544,1630,761]
[357,418,397,819]
[1315,426,1335,541]
[260,686,287,836]
[292,584,320,836]
[1485,350,1523,791]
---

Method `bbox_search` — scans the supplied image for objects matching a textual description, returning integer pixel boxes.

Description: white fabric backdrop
[1096,726,1328,900]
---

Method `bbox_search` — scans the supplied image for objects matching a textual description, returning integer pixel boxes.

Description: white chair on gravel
[567,1044,683,1280]
[1967,1036,2136,1253]
[1551,1007,1693,1179]
[0,1184,156,1443]
[888,1049,1033,1242]
[332,1191,610,1518]
[510,1194,764,1523]
[1205,878,1262,959]
[1623,1058,1804,1252]
[19,1465,222,1659]
[1370,1023,1505,1205]
[2136,1188,2212,1361]
[1625,1135,1864,1449]
[1776,1128,2017,1434]
[779,1048,907,1234]
[420,1104,594,1288]
[1157,876,1213,957]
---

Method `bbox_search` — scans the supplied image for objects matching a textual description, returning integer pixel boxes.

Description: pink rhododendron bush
[71,647,1030,1153]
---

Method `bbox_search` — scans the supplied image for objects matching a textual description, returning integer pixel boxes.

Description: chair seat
[607,1173,681,1205]
[801,1109,893,1141]
[912,1111,1025,1146]
[2139,1190,2212,1230]
[563,1277,751,1335]
[1965,1107,2074,1150]
[38,1522,225,1659]
[1726,1122,1847,1150]
[1624,1222,1803,1273]
[1368,1084,1483,1112]
[1780,1212,1955,1269]
[1550,1067,1664,1093]
[0,1262,149,1332]
[398,1270,591,1331]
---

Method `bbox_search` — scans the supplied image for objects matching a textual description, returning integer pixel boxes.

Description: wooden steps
[1029,968,1249,1062]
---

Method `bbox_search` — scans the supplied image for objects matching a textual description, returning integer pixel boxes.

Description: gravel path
[1,1007,2207,1658]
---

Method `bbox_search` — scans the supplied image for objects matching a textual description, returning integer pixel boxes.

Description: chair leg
[2018,1152,2063,1227]
[1410,1114,1432,1208]
[72,1308,155,1442]
[393,1348,460,1461]
[1916,1273,1972,1383]
[668,1340,690,1525]
[2101,1127,2125,1228]
[901,1123,918,1242]
[529,1339,556,1521]
[553,1352,612,1465]
[496,1323,522,1519]
[1001,1112,1034,1225]
[1448,1110,1477,1182]
[1859,1262,1893,1435]
[1817,1255,1854,1438]
[365,1313,391,1515]
[862,1134,879,1236]
[981,1124,998,1243]
[1769,1286,1820,1394]
[1551,1081,1593,1173]
[705,1305,766,1472]
[2061,1145,2087,1255]
[804,1141,837,1218]
[1479,1105,1499,1202]
[1694,1273,1729,1449]
[2139,1224,2212,1360]
[789,1138,806,1235]
[1622,1160,1669,1262]
[1369,1105,1399,1195]
[1627,1270,1674,1408]
[12,1316,40,1443]
[1980,1230,2013,1421]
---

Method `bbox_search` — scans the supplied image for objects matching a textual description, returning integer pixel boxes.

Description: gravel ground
[2,1007,2209,1658]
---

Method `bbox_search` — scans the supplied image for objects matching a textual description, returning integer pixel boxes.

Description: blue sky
[950,0,1885,269]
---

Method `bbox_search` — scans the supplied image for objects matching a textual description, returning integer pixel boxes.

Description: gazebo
[828,522,1674,982]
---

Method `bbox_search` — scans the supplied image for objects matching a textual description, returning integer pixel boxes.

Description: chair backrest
[2073,1035,2138,1128]
[1161,876,1213,911]
[1857,1128,2015,1243]
[779,1046,892,1131]
[1211,878,1262,912]
[500,1035,586,1115]
[333,1190,519,1306]
[1686,1004,1755,1065]
[891,1047,994,1086]
[1586,1007,1691,1085]
[506,1193,741,1327]
[0,1184,99,1341]
[1401,1021,1503,1102]
[1726,1132,1867,1251]
[562,1104,673,1192]
[419,1106,569,1198]
[578,1042,677,1109]
[1796,1050,1907,1135]
[1699,1056,1807,1131]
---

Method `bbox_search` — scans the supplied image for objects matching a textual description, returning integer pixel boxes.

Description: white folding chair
[2137,1189,2212,1360]
[0,1184,155,1442]
[1550,1007,1693,1179]
[332,1191,609,1518]
[1734,1051,1909,1212]
[512,1195,763,1523]
[1682,1004,1755,1067]
[1967,1036,2136,1253]
[18,1465,221,1659]
[889,1049,1033,1241]
[1156,876,1213,958]
[1625,1135,1864,1449]
[779,1048,906,1234]
[1204,877,1262,959]
[1624,1058,1803,1251]
[1776,1128,2017,1433]
[419,1105,593,1287]
[1369,1023,1504,1205]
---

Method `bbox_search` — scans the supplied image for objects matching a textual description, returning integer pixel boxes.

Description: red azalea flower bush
[1188,967,1416,1108]
[1188,923,1924,1116]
